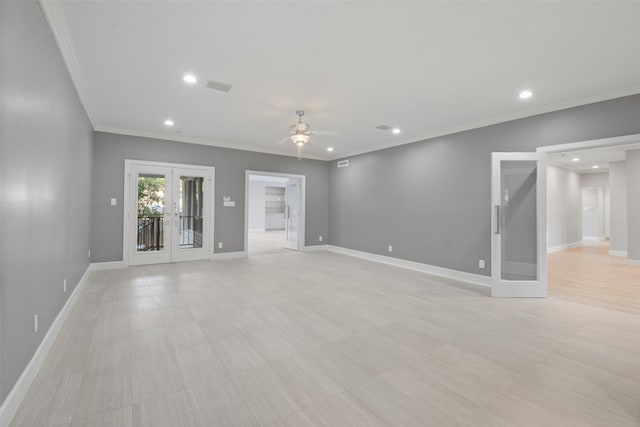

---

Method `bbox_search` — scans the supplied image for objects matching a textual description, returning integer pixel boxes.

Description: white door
[128,163,213,266]
[491,152,547,297]
[284,178,300,250]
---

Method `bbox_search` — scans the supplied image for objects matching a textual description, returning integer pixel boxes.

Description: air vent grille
[337,160,349,168]
[206,80,234,92]
[375,125,392,131]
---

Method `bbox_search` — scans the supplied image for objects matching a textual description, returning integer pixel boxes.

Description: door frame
[244,170,306,255]
[123,159,215,266]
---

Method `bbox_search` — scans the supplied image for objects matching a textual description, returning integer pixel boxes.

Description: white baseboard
[327,245,491,288]
[609,250,628,257]
[582,236,607,242]
[89,261,126,271]
[627,259,640,267]
[0,265,92,427]
[248,228,265,233]
[303,245,328,252]
[547,241,582,253]
[210,251,246,260]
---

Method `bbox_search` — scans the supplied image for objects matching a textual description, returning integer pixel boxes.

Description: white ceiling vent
[206,80,234,92]
[337,160,349,168]
[375,125,392,131]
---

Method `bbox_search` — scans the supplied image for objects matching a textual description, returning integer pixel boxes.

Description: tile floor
[8,251,640,426]
[248,230,288,255]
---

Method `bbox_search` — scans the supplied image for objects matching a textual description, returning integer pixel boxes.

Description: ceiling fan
[276,110,340,159]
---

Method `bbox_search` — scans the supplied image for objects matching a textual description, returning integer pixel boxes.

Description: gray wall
[546,165,582,250]
[329,94,640,276]
[609,161,627,254]
[0,0,93,404]
[91,132,329,262]
[627,150,640,262]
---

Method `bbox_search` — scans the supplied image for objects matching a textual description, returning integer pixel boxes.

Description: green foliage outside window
[137,177,164,217]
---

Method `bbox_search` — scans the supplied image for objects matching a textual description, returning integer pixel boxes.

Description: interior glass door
[491,152,547,297]
[285,178,300,250]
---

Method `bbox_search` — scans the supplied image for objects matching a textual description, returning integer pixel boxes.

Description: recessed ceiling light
[164,119,174,127]
[592,165,599,169]
[183,74,197,84]
[327,147,334,152]
[391,128,401,134]
[518,90,533,99]
[572,158,580,162]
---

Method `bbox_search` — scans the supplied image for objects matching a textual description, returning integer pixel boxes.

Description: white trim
[244,170,306,256]
[39,0,98,128]
[303,245,329,252]
[537,133,640,155]
[547,241,582,253]
[89,261,127,271]
[627,259,640,267]
[0,265,92,427]
[327,245,491,288]
[609,250,627,257]
[248,228,266,233]
[209,251,246,260]
[582,236,607,242]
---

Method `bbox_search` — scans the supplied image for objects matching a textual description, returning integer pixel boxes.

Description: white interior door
[127,162,213,266]
[284,178,300,250]
[491,152,547,297]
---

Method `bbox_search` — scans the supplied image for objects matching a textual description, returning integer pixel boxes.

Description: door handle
[494,205,501,235]
[174,202,179,224]
[284,205,290,219]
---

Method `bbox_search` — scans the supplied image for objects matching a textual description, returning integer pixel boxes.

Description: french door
[491,152,547,297]
[284,178,300,250]
[127,162,213,266]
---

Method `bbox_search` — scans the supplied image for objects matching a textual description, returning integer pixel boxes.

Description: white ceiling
[43,1,640,160]
[547,142,640,174]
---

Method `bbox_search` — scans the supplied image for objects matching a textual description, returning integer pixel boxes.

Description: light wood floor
[248,230,288,255]
[9,250,640,426]
[549,242,640,315]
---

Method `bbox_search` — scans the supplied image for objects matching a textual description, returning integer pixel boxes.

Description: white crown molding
[0,265,92,427]
[95,126,331,161]
[330,84,640,161]
[39,0,99,128]
[327,245,491,289]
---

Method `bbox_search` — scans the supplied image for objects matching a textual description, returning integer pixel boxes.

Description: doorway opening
[542,136,640,313]
[123,160,214,266]
[244,171,305,255]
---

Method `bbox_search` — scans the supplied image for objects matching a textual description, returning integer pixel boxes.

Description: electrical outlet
[64,279,67,293]
[388,245,393,253]
[34,314,38,333]
[218,242,222,249]
[479,259,485,269]
[319,236,323,242]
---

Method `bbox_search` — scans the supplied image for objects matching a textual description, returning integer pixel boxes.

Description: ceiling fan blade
[275,136,290,146]
[311,130,342,136]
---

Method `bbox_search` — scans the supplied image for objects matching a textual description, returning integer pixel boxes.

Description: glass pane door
[129,165,173,266]
[491,152,547,297]
[127,162,213,265]
[171,168,211,262]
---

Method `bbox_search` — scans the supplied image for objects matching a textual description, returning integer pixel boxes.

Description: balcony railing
[137,215,203,251]
[137,216,163,251]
